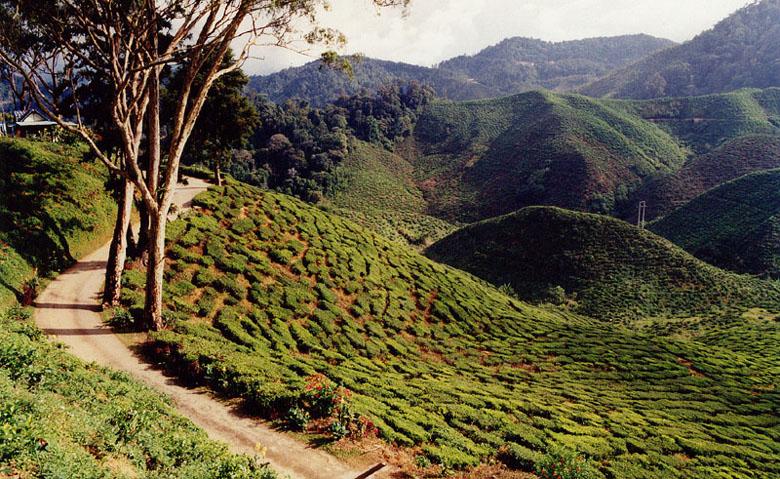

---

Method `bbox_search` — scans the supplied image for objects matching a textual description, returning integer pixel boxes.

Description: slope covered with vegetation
[0,139,116,308]
[326,139,456,247]
[582,0,780,99]
[405,90,688,222]
[426,206,780,320]
[611,88,780,154]
[248,35,674,105]
[246,57,494,107]
[0,140,275,478]
[121,182,780,478]
[625,134,780,220]
[0,308,273,478]
[651,169,780,279]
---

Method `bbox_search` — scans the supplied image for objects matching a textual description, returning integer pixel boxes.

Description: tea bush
[130,182,780,477]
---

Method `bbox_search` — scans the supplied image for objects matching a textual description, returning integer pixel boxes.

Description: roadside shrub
[286,406,310,431]
[106,307,135,330]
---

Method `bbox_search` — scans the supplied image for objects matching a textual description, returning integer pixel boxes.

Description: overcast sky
[244,0,753,76]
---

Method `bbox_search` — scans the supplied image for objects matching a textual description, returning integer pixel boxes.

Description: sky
[244,0,753,76]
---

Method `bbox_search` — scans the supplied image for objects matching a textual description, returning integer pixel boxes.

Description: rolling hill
[401,90,688,222]
[439,34,675,95]
[581,0,780,99]
[609,88,780,154]
[650,169,780,279]
[119,181,780,478]
[624,134,780,221]
[425,206,780,320]
[248,35,674,105]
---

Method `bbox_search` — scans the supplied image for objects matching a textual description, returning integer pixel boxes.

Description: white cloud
[243,0,752,75]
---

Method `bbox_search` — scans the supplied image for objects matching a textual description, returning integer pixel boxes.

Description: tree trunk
[214,157,223,186]
[138,67,162,256]
[143,208,167,331]
[103,178,135,306]
[136,202,149,256]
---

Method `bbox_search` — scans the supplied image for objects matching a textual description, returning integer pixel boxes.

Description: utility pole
[637,201,647,229]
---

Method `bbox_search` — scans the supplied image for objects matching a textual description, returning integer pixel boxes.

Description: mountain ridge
[248,34,675,105]
[581,0,780,98]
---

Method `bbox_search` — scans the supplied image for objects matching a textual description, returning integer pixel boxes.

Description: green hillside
[0,139,116,308]
[581,0,780,99]
[0,140,275,478]
[611,88,780,154]
[121,181,780,478]
[650,169,780,279]
[405,90,688,222]
[625,134,780,221]
[326,140,456,247]
[248,35,674,105]
[426,206,780,320]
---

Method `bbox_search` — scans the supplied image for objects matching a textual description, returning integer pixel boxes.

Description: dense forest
[230,82,434,201]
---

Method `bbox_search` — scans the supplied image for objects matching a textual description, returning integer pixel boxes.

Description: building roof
[15,109,51,125]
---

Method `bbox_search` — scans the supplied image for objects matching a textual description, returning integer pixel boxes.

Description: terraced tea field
[122,183,780,478]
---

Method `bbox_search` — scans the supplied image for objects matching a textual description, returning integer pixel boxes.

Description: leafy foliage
[426,206,780,320]
[651,168,780,279]
[582,0,780,99]
[123,182,780,477]
[247,82,432,202]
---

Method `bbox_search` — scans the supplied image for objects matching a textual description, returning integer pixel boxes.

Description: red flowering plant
[297,374,378,440]
[535,447,594,479]
[303,373,347,418]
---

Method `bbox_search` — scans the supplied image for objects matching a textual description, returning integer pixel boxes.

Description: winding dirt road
[34,178,365,479]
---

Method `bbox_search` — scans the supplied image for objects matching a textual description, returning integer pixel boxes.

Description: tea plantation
[426,206,780,320]
[406,90,688,221]
[651,168,780,279]
[0,140,277,478]
[0,307,275,478]
[123,182,780,478]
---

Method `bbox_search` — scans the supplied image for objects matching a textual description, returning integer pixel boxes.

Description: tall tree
[167,50,260,186]
[0,0,409,330]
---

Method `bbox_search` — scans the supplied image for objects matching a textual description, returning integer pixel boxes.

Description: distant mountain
[650,169,780,279]
[426,206,780,320]
[248,35,674,105]
[626,135,780,221]
[401,90,687,222]
[439,34,675,95]
[582,0,780,99]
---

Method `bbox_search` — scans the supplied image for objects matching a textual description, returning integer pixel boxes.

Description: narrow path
[34,178,363,479]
